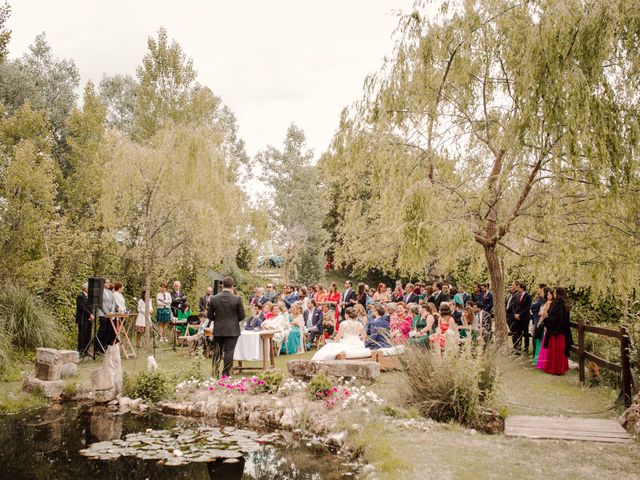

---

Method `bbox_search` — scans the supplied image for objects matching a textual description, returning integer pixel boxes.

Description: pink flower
[332,387,338,392]
[209,387,214,391]
[221,374,229,379]
[344,390,350,396]
[259,380,265,385]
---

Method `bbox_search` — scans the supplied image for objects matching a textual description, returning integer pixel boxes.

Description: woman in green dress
[409,302,437,347]
[283,302,305,354]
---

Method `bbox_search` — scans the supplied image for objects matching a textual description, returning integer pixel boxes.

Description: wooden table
[106,313,137,359]
[234,331,277,372]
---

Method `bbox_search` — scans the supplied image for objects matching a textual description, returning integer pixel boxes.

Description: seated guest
[430,303,459,351]
[391,303,412,343]
[410,303,437,347]
[245,304,264,330]
[178,311,210,353]
[366,304,391,349]
[322,302,336,337]
[458,306,477,340]
[175,302,194,336]
[261,304,289,355]
[305,299,324,350]
[452,300,463,326]
[354,303,368,326]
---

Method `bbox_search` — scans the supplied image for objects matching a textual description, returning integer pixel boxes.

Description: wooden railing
[569,320,634,408]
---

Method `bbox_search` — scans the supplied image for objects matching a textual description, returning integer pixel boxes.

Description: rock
[264,409,283,427]
[60,363,78,378]
[191,401,205,416]
[325,430,347,448]
[36,348,62,365]
[475,407,504,434]
[59,350,80,365]
[279,408,298,429]
[309,419,329,436]
[362,464,375,476]
[23,377,65,399]
[204,401,218,417]
[620,392,640,434]
[94,388,117,403]
[217,401,237,419]
[75,385,95,401]
[90,345,123,395]
[287,360,380,383]
[35,362,61,381]
[248,411,265,429]
[159,402,189,415]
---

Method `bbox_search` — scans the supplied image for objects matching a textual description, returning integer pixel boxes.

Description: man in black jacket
[305,299,324,350]
[76,282,94,357]
[199,286,213,313]
[512,281,532,354]
[207,276,245,377]
[339,280,357,321]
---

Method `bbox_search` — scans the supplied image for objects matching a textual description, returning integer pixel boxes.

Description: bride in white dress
[312,307,371,361]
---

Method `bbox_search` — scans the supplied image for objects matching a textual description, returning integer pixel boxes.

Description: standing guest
[208,276,245,378]
[459,306,477,340]
[200,287,214,313]
[536,288,555,369]
[532,286,551,365]
[473,301,492,343]
[356,283,368,309]
[403,283,419,304]
[305,300,324,350]
[505,281,518,334]
[76,282,94,357]
[95,279,115,353]
[338,281,356,323]
[299,287,310,320]
[283,303,305,354]
[481,284,494,313]
[471,284,483,304]
[135,290,153,348]
[512,281,532,354]
[113,282,127,313]
[428,282,447,309]
[453,285,469,306]
[170,281,187,319]
[156,282,172,342]
[541,287,573,375]
[452,300,464,326]
[391,281,404,302]
[314,283,327,303]
[372,283,389,303]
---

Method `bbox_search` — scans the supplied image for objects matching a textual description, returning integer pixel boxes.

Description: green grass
[0,387,48,414]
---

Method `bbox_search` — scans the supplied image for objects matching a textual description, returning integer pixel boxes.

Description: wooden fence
[569,320,635,408]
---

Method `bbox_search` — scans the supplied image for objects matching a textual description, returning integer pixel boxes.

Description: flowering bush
[278,378,306,396]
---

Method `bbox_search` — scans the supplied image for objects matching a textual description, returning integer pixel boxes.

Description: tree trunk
[484,244,507,347]
[144,253,154,356]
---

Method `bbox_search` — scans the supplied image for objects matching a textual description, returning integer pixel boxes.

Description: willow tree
[324,0,640,344]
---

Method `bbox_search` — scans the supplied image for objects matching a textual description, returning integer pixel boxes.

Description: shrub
[307,372,333,400]
[0,284,63,372]
[255,369,284,393]
[400,342,502,427]
[125,370,173,403]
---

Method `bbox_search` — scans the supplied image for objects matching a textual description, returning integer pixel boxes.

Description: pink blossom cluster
[315,386,351,410]
[207,375,266,395]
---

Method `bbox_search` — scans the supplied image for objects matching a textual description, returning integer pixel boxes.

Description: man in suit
[512,281,532,354]
[428,282,448,309]
[199,287,213,313]
[339,280,357,321]
[403,283,419,304]
[207,276,245,378]
[264,283,279,303]
[305,299,324,350]
[283,284,299,309]
[366,304,391,349]
[481,284,494,314]
[505,282,518,332]
[76,282,94,357]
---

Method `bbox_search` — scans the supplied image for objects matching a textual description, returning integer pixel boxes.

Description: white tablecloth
[233,330,271,361]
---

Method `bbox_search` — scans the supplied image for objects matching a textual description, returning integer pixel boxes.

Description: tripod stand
[80,306,105,360]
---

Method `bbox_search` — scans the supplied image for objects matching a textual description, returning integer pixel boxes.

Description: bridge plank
[505,415,632,443]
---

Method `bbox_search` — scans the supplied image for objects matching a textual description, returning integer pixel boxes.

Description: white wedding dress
[312,320,371,361]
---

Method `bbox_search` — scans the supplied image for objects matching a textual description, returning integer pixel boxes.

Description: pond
[0,404,356,480]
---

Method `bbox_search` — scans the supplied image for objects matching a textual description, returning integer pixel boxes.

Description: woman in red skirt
[542,287,573,375]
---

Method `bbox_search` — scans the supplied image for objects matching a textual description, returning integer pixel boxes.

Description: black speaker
[213,280,223,295]
[88,277,105,308]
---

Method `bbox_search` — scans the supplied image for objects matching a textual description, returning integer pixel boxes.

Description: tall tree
[0,2,11,63]
[133,27,197,141]
[259,124,326,284]
[323,0,640,345]
[99,74,137,135]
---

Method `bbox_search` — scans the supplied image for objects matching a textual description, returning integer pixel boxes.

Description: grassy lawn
[361,356,638,480]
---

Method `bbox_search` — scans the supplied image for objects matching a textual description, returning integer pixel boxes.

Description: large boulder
[59,350,80,365]
[287,360,380,383]
[91,345,123,402]
[36,348,62,366]
[35,362,61,381]
[620,392,640,434]
[60,363,78,378]
[23,377,65,400]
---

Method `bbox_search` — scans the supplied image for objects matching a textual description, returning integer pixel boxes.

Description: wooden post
[578,319,585,383]
[620,325,632,408]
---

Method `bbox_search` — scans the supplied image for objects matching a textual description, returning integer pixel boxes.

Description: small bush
[177,361,207,383]
[125,370,173,403]
[400,341,503,427]
[255,370,284,393]
[307,372,333,400]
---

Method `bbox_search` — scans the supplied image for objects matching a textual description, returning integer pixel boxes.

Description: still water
[0,405,354,480]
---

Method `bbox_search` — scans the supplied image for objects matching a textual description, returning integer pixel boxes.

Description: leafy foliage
[124,370,174,403]
[306,372,333,400]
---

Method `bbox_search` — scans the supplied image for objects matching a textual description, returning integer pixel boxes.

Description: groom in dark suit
[207,276,245,377]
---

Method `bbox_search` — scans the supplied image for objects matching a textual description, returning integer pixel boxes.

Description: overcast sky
[8,0,414,159]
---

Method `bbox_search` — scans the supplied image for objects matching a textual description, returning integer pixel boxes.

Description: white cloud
[8,0,413,158]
